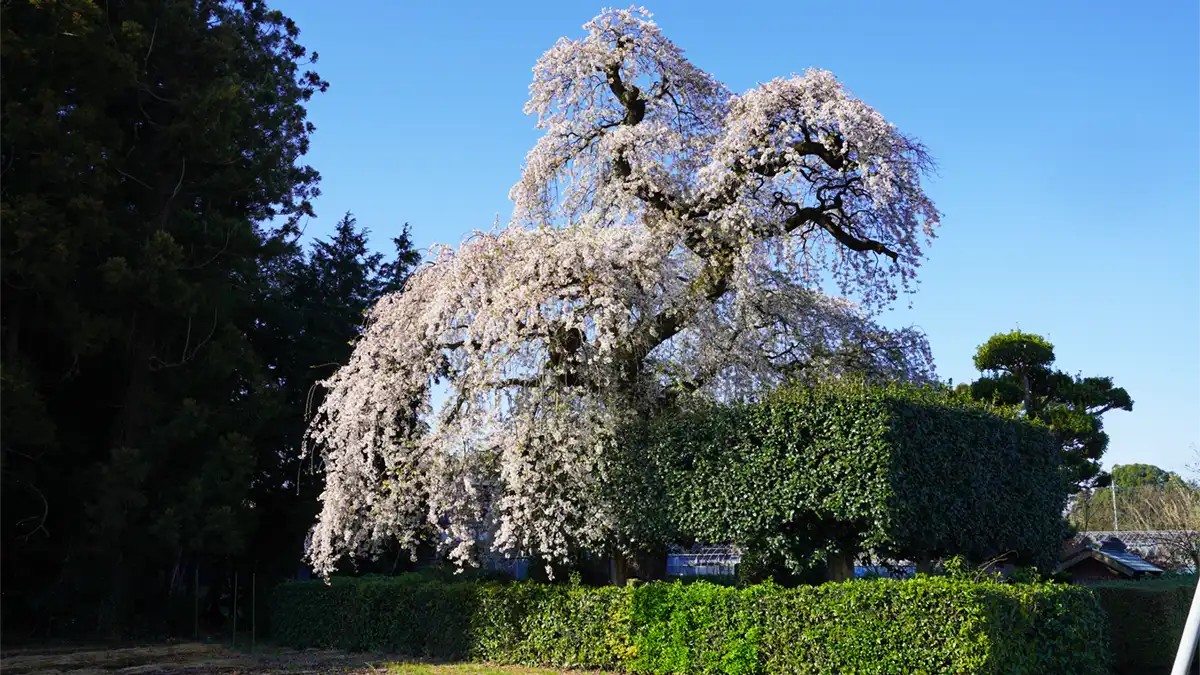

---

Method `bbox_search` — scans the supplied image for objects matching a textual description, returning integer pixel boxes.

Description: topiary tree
[624,381,1071,580]
[972,330,1056,413]
[304,7,941,578]
[965,329,1132,487]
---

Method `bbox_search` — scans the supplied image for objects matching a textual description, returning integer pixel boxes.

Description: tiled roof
[1077,530,1197,549]
[1102,549,1164,574]
[1055,536,1165,576]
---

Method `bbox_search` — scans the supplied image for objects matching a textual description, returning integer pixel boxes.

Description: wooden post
[232,571,238,649]
[193,565,199,640]
[251,573,256,654]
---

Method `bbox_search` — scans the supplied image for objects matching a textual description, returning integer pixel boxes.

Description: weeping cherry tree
[304,7,942,577]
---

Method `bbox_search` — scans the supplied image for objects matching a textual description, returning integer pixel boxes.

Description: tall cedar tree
[0,0,337,636]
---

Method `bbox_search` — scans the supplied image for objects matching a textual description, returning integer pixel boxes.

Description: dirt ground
[0,643,607,675]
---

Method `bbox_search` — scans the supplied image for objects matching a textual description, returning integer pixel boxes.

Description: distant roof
[1102,548,1165,574]
[1077,530,1197,549]
[1056,536,1165,577]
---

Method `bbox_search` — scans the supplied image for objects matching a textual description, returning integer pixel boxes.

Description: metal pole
[194,565,199,640]
[1081,490,1088,531]
[1111,482,1119,531]
[251,573,256,654]
[232,571,238,649]
[1171,574,1200,675]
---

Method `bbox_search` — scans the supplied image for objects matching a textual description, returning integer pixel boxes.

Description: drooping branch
[305,7,939,578]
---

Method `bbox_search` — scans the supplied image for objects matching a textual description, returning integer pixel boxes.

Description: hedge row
[616,382,1069,574]
[272,575,1108,674]
[1090,575,1195,675]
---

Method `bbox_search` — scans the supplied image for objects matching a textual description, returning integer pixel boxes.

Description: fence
[666,545,741,578]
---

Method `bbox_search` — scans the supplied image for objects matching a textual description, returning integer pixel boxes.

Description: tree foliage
[305,7,941,578]
[962,330,1132,487]
[1066,463,1185,530]
[0,0,418,636]
[1111,463,1176,489]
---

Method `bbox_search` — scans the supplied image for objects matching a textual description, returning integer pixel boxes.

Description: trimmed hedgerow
[272,575,1108,674]
[618,382,1070,574]
[1089,575,1194,675]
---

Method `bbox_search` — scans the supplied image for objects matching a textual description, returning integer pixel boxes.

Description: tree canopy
[305,7,941,577]
[1111,463,1177,489]
[962,330,1132,487]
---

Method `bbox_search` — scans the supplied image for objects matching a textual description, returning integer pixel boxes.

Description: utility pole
[1111,481,1119,532]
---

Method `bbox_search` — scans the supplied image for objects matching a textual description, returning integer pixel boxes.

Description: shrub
[620,382,1070,574]
[272,574,1108,674]
[1089,574,1195,675]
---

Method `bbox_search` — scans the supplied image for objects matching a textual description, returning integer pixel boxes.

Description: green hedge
[617,382,1070,573]
[272,575,1108,674]
[1090,575,1195,675]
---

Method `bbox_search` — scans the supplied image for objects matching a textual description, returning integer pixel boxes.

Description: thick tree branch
[602,62,685,218]
[618,198,897,379]
[746,138,847,177]
[620,253,733,369]
[782,197,899,261]
[604,62,646,126]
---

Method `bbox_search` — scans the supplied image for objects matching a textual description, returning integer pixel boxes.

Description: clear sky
[275,1,1199,475]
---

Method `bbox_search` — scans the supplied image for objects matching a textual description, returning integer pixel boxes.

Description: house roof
[1076,530,1196,550]
[1055,536,1165,577]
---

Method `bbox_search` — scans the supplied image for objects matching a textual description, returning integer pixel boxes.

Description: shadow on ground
[0,644,608,675]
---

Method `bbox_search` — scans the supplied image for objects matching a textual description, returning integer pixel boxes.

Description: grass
[386,665,606,674]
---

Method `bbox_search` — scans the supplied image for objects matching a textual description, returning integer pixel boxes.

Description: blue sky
[276,1,1199,475]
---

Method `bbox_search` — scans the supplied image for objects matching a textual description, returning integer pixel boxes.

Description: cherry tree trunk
[825,547,856,583]
[610,548,667,585]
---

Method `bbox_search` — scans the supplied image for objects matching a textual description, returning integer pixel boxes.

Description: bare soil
[0,644,607,675]
[1,643,387,675]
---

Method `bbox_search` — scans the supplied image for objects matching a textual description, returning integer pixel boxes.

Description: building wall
[1066,557,1128,584]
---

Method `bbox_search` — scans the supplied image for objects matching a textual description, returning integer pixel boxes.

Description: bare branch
[117,168,153,190]
[148,306,219,371]
[142,19,158,72]
[6,473,50,541]
[782,196,899,261]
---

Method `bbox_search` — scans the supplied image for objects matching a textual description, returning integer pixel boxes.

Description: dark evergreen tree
[0,0,329,636]
[245,213,420,586]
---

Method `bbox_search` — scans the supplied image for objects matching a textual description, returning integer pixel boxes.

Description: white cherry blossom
[304,6,940,578]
